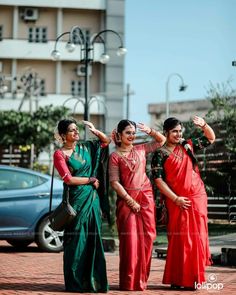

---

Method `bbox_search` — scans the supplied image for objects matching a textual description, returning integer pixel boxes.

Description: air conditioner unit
[23,8,39,21]
[76,65,92,77]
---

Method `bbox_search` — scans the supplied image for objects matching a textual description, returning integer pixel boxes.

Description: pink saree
[109,143,159,290]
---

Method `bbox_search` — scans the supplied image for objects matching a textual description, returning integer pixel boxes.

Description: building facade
[148,98,212,127]
[0,0,125,133]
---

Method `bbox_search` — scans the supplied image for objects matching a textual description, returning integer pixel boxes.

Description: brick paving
[0,241,235,295]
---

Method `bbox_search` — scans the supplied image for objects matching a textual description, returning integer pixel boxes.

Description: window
[28,27,47,43]
[39,79,46,96]
[72,28,90,44]
[71,80,84,97]
[0,169,47,190]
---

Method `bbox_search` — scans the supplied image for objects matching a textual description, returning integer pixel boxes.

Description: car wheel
[35,215,64,252]
[6,240,32,248]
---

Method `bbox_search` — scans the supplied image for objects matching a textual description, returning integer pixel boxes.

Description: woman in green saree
[53,118,110,293]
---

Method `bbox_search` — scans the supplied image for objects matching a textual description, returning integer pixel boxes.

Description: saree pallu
[162,145,211,288]
[61,141,108,293]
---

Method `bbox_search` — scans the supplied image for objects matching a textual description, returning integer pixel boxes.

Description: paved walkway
[0,236,235,295]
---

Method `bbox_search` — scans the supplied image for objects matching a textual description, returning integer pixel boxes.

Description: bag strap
[49,165,54,213]
[64,185,70,203]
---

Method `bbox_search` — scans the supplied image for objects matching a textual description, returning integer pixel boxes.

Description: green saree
[62,140,109,293]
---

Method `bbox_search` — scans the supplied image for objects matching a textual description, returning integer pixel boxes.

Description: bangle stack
[126,196,137,208]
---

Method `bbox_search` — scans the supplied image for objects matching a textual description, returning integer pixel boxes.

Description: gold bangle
[126,197,135,207]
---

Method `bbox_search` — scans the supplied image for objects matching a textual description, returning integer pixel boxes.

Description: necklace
[164,144,184,160]
[117,145,133,153]
[117,147,141,172]
[63,144,75,150]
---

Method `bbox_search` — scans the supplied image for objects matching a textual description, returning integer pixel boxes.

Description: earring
[116,133,121,142]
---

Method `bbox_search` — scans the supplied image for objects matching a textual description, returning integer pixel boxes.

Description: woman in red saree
[109,120,165,291]
[151,116,216,290]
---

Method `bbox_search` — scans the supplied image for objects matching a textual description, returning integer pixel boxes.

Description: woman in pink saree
[151,116,215,290]
[109,120,165,291]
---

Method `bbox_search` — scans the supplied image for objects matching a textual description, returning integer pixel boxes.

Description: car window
[0,169,47,190]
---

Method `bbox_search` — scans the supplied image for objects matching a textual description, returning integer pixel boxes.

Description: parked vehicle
[0,165,64,252]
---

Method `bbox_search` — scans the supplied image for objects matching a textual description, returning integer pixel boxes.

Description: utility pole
[126,83,135,119]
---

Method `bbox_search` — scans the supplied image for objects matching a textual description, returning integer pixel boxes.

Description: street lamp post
[63,95,109,135]
[165,73,188,118]
[126,83,135,119]
[51,26,127,137]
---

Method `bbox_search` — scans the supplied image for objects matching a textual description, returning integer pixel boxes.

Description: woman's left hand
[137,122,151,134]
[192,116,206,128]
[92,179,100,189]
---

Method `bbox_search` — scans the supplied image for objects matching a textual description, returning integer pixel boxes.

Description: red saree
[152,138,212,288]
[109,143,159,290]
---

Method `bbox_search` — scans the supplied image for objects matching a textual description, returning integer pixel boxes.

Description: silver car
[0,165,64,252]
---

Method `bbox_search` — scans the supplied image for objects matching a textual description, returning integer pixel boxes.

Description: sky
[125,0,236,124]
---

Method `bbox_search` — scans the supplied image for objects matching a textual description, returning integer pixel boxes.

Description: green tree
[182,80,236,153]
[205,80,236,153]
[0,105,70,155]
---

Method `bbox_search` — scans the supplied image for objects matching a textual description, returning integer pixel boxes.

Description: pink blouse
[53,150,72,184]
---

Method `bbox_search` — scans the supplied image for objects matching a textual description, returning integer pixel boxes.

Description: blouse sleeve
[191,135,211,153]
[151,150,166,179]
[109,153,120,182]
[140,141,163,154]
[53,150,72,184]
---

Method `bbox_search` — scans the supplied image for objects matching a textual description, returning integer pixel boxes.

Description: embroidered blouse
[151,135,211,180]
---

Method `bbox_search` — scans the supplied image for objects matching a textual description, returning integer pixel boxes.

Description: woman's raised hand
[83,120,95,131]
[83,120,99,135]
[137,122,151,134]
[192,116,206,128]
